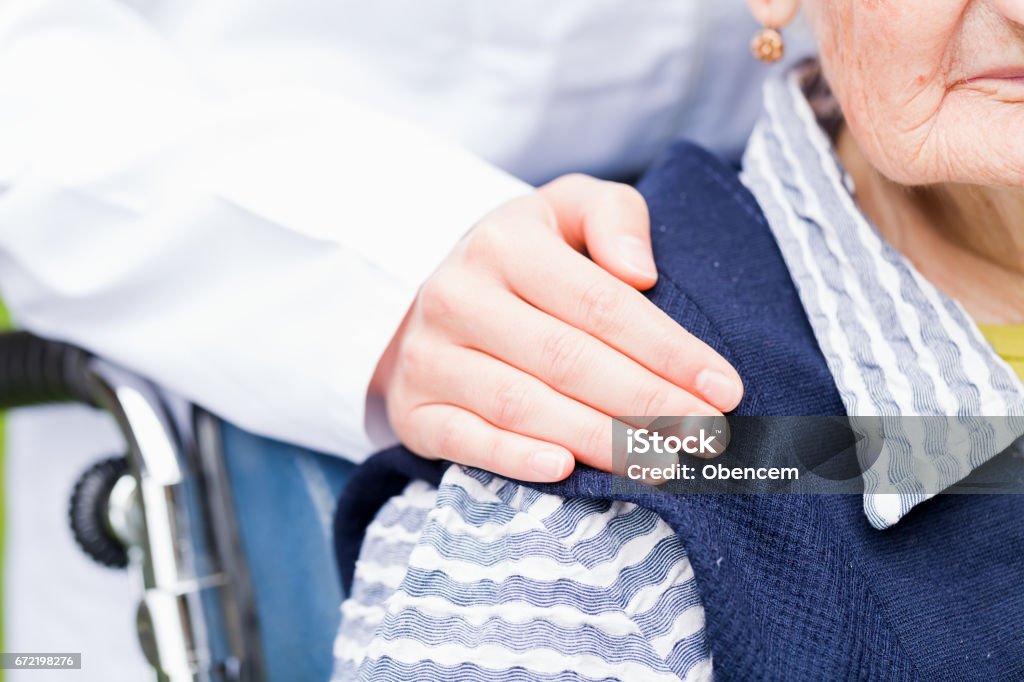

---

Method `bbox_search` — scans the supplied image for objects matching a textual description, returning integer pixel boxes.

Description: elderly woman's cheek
[838,65,956,184]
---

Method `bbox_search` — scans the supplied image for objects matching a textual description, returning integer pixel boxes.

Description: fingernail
[618,236,657,280]
[696,370,743,411]
[529,450,571,480]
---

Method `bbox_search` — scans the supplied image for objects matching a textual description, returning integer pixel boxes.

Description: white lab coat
[0,0,813,677]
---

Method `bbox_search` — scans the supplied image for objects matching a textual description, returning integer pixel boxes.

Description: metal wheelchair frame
[1,332,265,681]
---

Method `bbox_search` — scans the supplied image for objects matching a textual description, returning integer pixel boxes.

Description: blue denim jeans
[220,422,356,682]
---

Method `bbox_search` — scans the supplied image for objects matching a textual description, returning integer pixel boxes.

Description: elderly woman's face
[804,0,1024,187]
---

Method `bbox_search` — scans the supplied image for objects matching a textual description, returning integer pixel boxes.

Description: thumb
[538,174,658,291]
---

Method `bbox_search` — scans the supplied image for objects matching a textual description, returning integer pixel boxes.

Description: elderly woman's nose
[990,0,1024,24]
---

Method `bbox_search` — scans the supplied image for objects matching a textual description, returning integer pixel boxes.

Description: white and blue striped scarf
[741,70,1024,529]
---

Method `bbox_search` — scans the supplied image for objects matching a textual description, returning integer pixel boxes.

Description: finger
[400,403,575,482]
[413,345,619,472]
[498,238,744,412]
[539,174,657,291]
[447,285,726,420]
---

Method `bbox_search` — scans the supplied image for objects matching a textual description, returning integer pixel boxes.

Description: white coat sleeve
[0,0,531,461]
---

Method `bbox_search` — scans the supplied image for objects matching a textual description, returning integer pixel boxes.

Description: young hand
[371,174,743,481]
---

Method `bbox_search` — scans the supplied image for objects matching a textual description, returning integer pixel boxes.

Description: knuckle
[389,395,430,454]
[655,333,690,375]
[608,181,646,210]
[661,395,699,418]
[397,338,431,371]
[463,219,508,264]
[540,328,589,386]
[577,281,625,337]
[417,272,463,321]
[542,173,596,204]
[580,422,609,460]
[434,414,464,459]
[491,376,534,429]
[548,172,590,192]
[483,433,511,475]
[632,383,669,418]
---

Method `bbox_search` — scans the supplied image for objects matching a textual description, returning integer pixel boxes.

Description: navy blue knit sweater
[335,143,1024,681]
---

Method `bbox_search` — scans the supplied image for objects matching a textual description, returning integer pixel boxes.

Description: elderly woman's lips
[957,69,1024,99]
[963,68,1024,84]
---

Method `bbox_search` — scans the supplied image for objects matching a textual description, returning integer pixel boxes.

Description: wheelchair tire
[69,455,130,569]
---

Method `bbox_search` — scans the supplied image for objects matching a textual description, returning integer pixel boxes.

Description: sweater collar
[740,69,1024,529]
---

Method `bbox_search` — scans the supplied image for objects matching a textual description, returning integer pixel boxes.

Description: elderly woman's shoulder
[637,138,791,328]
[640,141,767,245]
[638,141,842,416]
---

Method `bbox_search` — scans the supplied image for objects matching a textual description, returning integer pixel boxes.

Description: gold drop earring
[751,26,784,63]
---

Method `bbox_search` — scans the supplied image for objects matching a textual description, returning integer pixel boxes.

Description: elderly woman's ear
[745,0,800,30]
